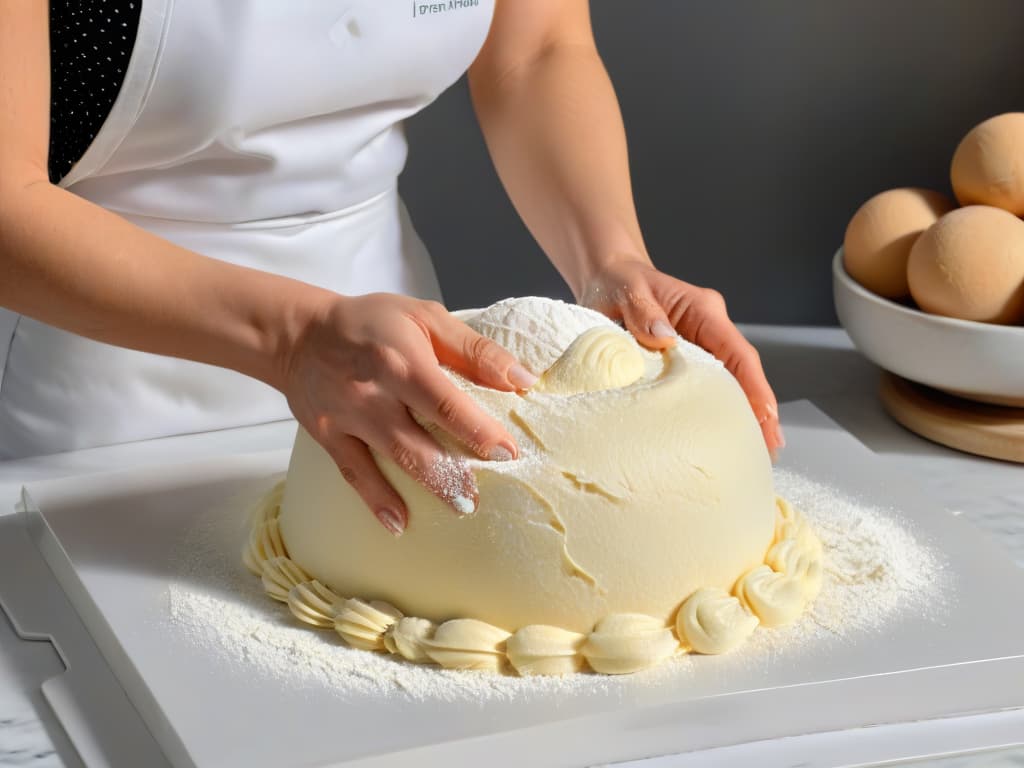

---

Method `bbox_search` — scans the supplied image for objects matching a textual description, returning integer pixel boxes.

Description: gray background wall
[401,0,1024,324]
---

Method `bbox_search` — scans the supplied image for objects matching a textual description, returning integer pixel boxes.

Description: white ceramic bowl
[832,248,1024,406]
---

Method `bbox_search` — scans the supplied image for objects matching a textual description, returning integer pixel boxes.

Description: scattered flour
[166,469,948,703]
[775,468,946,637]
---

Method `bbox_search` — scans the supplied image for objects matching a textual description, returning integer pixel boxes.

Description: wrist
[558,222,651,300]
[571,250,653,303]
[245,275,337,393]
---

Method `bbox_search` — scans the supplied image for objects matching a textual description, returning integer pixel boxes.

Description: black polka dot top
[48,0,142,184]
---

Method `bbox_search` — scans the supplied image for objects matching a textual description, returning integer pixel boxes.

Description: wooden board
[880,373,1024,463]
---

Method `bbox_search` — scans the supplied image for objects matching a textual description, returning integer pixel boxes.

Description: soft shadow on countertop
[749,331,998,462]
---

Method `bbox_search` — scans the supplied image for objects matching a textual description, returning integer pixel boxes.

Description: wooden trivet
[879,372,1024,463]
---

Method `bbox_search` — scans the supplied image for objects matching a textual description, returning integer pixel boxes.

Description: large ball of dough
[278,299,777,633]
[907,206,1024,324]
[843,188,955,299]
[951,113,1024,214]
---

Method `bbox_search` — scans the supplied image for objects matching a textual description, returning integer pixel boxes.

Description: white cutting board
[16,402,1024,768]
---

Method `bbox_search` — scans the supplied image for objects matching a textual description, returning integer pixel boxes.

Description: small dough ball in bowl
[951,113,1024,214]
[843,188,955,298]
[907,205,1024,324]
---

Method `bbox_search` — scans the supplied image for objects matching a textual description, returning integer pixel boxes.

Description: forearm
[470,43,649,299]
[0,182,330,389]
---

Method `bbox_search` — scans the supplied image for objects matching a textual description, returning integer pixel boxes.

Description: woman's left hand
[579,259,784,459]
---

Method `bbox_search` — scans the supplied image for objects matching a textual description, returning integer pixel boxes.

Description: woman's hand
[580,259,784,458]
[280,293,538,537]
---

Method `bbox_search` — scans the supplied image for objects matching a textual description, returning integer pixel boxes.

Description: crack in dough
[508,408,548,452]
[519,482,600,590]
[559,469,625,501]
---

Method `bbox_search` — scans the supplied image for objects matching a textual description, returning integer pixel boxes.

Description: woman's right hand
[279,292,538,537]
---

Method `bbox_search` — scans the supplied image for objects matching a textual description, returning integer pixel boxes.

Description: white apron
[0,0,496,459]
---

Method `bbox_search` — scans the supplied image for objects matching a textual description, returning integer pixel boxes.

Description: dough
[244,298,823,675]
[277,298,777,632]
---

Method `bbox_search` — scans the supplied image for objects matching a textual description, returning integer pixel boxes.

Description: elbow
[0,168,53,255]
[0,160,52,202]
[1,168,52,199]
[0,176,50,222]
[0,153,52,199]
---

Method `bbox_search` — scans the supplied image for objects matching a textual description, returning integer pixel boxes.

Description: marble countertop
[0,325,1021,767]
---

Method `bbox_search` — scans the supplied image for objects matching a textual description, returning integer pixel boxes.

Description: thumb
[619,284,678,350]
[431,312,539,391]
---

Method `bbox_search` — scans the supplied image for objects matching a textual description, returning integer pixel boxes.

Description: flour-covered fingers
[402,359,519,462]
[618,282,678,351]
[329,434,408,536]
[424,302,538,391]
[363,406,480,516]
[682,292,783,455]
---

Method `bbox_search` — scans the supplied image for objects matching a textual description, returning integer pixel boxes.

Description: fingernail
[488,443,516,462]
[652,320,676,339]
[508,364,539,390]
[376,508,405,537]
[431,454,479,516]
[455,470,480,516]
[452,494,476,516]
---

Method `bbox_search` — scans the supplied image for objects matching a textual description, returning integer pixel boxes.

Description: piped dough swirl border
[243,482,823,676]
